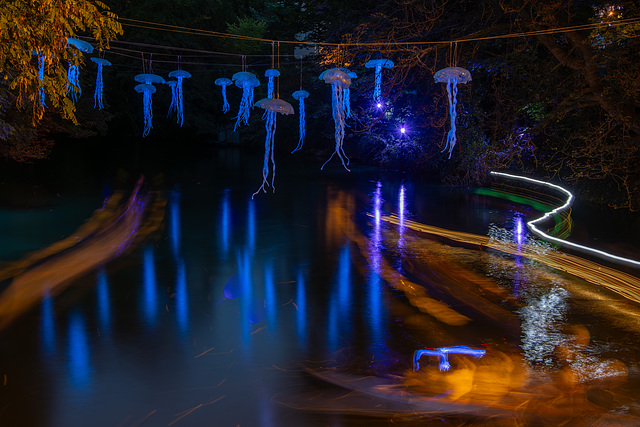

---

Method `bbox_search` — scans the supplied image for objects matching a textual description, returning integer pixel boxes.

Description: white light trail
[490,171,640,267]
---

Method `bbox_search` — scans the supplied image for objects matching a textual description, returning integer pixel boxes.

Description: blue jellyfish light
[214,77,233,113]
[319,68,351,170]
[265,69,280,99]
[32,50,46,107]
[343,69,357,118]
[232,71,260,131]
[90,57,111,110]
[413,346,485,372]
[133,73,165,137]
[134,84,156,137]
[434,67,472,159]
[166,80,178,118]
[65,38,93,104]
[291,90,309,153]
[364,58,394,105]
[252,98,294,197]
[167,70,191,126]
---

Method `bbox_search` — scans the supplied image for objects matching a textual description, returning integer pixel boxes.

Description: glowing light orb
[253,98,294,197]
[400,126,406,134]
[291,89,310,153]
[232,71,260,131]
[90,57,111,110]
[214,77,233,113]
[167,70,191,127]
[434,67,472,159]
[319,68,351,170]
[365,58,394,104]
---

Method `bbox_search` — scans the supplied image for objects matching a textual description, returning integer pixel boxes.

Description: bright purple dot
[400,127,406,134]
[376,103,382,108]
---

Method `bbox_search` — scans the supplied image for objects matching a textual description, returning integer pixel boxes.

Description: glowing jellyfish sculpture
[232,71,260,131]
[90,57,111,110]
[66,38,93,104]
[343,69,357,118]
[414,346,485,372]
[32,50,46,107]
[291,90,309,153]
[167,70,191,126]
[166,80,178,118]
[434,67,472,159]
[253,98,294,197]
[320,68,351,170]
[264,69,280,99]
[214,78,233,113]
[133,73,165,137]
[364,58,393,105]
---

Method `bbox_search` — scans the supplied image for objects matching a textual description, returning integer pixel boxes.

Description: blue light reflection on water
[5,151,640,426]
[96,268,111,336]
[142,246,158,328]
[66,310,91,391]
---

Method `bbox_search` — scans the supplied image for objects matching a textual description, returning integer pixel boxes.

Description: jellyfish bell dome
[90,57,111,66]
[232,71,258,86]
[292,90,310,101]
[347,70,358,79]
[365,58,394,69]
[215,77,233,86]
[165,80,178,87]
[66,38,94,53]
[169,70,191,79]
[434,67,472,84]
[264,69,280,78]
[255,98,294,115]
[319,68,351,88]
[134,73,166,85]
[134,83,156,94]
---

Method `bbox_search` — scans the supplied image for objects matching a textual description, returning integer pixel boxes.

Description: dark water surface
[1,143,640,426]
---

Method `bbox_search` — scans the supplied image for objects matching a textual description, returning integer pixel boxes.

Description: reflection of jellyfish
[168,70,191,126]
[40,293,56,357]
[90,57,111,110]
[264,68,280,99]
[134,84,156,137]
[232,71,260,131]
[252,98,294,197]
[265,262,276,329]
[414,346,486,372]
[214,77,233,113]
[342,69,357,118]
[66,38,93,104]
[434,67,472,159]
[67,310,91,390]
[364,58,393,104]
[319,68,351,170]
[96,269,111,334]
[166,80,178,118]
[291,90,309,153]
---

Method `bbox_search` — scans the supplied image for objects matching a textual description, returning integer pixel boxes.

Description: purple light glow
[376,102,382,108]
[400,126,406,134]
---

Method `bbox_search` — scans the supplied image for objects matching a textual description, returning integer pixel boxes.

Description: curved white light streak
[491,171,640,267]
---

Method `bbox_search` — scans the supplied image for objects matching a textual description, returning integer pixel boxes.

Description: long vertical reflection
[40,292,56,359]
[296,267,307,349]
[175,258,189,336]
[328,244,351,354]
[220,189,231,257]
[368,182,385,356]
[170,189,181,257]
[513,213,525,297]
[142,246,158,328]
[96,268,111,336]
[398,184,406,250]
[247,199,256,251]
[67,310,91,391]
[238,248,253,349]
[265,261,276,330]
